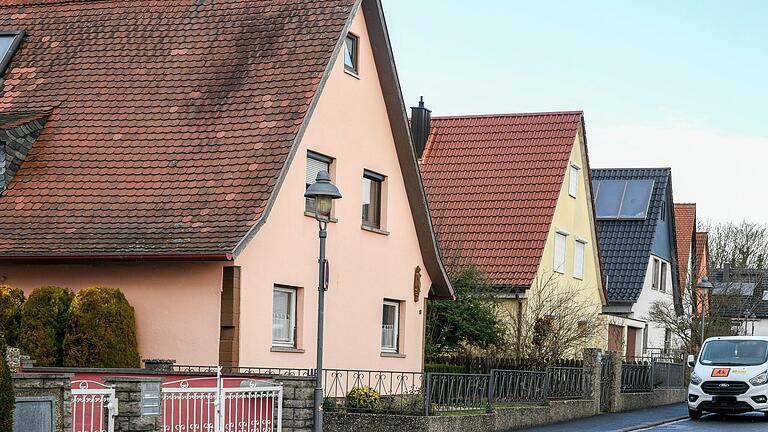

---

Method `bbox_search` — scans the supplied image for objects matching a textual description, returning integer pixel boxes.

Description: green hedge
[0,285,25,347]
[20,286,72,367]
[63,287,140,368]
[0,335,14,432]
[424,363,466,373]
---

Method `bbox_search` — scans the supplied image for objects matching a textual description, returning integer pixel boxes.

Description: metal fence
[548,366,592,399]
[652,360,686,389]
[491,370,548,404]
[322,369,425,414]
[620,358,686,393]
[426,373,491,414]
[621,360,653,393]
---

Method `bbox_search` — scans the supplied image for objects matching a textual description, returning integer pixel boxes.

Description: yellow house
[417,109,608,357]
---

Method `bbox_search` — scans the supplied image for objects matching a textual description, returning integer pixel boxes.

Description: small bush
[424,363,465,373]
[64,287,140,368]
[345,387,382,413]
[0,336,14,432]
[20,286,72,367]
[0,285,25,347]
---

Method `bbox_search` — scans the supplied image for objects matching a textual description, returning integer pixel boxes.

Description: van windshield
[700,340,768,366]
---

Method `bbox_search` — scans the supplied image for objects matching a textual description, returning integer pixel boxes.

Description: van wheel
[689,408,702,420]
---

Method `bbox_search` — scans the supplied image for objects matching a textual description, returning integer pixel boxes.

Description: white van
[688,336,768,419]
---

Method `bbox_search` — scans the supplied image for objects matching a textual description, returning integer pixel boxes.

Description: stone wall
[13,373,72,432]
[104,376,163,432]
[278,375,315,432]
[324,400,597,432]
[616,388,687,412]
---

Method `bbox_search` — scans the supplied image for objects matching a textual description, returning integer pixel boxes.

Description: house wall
[632,255,674,349]
[534,130,606,347]
[0,261,225,365]
[233,6,431,372]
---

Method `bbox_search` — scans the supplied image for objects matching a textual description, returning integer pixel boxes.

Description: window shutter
[569,165,579,197]
[574,241,585,279]
[306,156,329,185]
[554,233,567,273]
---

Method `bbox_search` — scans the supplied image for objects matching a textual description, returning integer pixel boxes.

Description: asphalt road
[645,413,768,431]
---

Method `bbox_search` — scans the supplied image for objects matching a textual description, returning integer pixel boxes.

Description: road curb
[615,415,688,432]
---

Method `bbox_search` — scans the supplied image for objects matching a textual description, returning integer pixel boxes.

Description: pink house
[0,0,452,373]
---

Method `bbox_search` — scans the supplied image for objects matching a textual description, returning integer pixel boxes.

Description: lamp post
[697,276,714,350]
[303,170,342,432]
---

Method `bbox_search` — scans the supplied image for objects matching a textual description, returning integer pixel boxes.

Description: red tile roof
[674,203,696,289]
[0,0,356,258]
[419,112,583,287]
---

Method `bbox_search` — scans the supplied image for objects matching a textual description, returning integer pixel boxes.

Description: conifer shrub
[0,285,25,348]
[345,387,382,413]
[0,336,14,432]
[63,287,140,368]
[20,286,72,367]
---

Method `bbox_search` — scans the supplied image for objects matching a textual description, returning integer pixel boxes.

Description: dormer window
[344,33,359,75]
[0,31,24,76]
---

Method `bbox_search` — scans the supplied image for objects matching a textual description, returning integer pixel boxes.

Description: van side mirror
[687,354,695,367]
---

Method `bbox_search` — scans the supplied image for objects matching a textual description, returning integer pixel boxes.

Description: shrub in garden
[0,335,14,432]
[63,287,140,368]
[0,285,25,347]
[345,386,382,413]
[20,286,72,367]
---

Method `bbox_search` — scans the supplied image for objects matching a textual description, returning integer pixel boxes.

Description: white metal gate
[161,370,282,432]
[71,380,118,432]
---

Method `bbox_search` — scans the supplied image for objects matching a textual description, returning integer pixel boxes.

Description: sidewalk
[518,403,688,432]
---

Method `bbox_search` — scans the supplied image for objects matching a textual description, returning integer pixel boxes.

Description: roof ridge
[431,110,584,120]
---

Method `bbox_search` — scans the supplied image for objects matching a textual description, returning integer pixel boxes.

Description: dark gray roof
[591,168,679,303]
[711,268,768,318]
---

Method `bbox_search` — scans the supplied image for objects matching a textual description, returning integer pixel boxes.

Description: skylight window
[0,31,23,76]
[593,179,654,219]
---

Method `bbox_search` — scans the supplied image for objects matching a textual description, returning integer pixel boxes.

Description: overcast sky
[383,0,768,224]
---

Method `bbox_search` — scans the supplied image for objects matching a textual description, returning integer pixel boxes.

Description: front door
[626,327,638,361]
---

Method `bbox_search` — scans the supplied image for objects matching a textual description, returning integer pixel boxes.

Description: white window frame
[554,231,568,274]
[568,163,580,198]
[660,261,668,293]
[272,286,297,347]
[573,239,586,280]
[651,258,660,290]
[381,300,400,353]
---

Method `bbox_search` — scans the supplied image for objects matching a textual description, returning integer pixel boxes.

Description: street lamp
[303,170,342,432]
[697,276,714,350]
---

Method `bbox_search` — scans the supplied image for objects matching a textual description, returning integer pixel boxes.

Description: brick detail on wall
[219,266,241,367]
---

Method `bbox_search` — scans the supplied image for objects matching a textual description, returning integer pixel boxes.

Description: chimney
[410,96,431,159]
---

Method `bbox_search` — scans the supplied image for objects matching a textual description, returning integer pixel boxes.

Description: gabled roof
[0,0,454,298]
[591,168,680,304]
[710,268,768,319]
[674,203,696,290]
[419,111,583,287]
[0,0,357,257]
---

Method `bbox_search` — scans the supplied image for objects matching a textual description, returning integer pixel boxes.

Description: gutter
[0,253,233,263]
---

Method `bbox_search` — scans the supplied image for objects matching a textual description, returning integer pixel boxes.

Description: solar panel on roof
[594,179,655,220]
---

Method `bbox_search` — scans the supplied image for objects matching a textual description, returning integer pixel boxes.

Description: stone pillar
[13,372,73,432]
[607,351,623,413]
[582,348,602,415]
[104,376,163,432]
[280,376,314,432]
[143,358,176,372]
